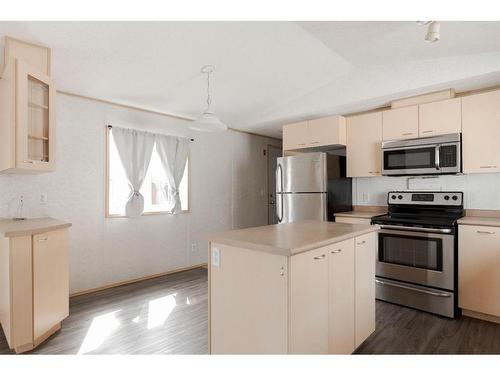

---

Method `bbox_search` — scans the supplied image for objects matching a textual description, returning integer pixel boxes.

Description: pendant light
[189,65,228,132]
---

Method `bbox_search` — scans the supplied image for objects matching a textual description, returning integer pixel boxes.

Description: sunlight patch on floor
[78,310,121,354]
[147,293,177,330]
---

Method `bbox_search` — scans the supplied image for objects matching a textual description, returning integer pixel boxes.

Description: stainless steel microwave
[381,133,461,176]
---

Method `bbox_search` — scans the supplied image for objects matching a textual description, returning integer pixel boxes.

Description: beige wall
[0,93,281,293]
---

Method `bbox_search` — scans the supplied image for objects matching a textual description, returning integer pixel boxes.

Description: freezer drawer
[277,192,327,223]
[277,153,327,193]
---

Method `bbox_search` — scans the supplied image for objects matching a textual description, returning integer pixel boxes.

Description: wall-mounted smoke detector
[417,21,440,43]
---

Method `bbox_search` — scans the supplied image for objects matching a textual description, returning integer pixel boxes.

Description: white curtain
[155,134,190,214]
[112,127,155,217]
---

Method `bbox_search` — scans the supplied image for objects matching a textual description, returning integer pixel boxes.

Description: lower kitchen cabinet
[459,224,500,320]
[354,233,376,346]
[209,230,377,354]
[290,235,376,354]
[0,227,69,353]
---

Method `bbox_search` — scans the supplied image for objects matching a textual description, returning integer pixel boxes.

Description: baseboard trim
[70,263,207,298]
[463,309,500,324]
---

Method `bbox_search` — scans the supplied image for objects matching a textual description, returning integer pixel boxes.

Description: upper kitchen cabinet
[0,38,55,174]
[282,121,309,150]
[307,116,346,148]
[418,98,462,137]
[382,105,418,141]
[282,115,346,151]
[461,89,500,173]
[346,111,382,177]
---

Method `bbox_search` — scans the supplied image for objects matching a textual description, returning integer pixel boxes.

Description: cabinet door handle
[356,240,366,245]
[331,249,342,254]
[24,160,34,164]
[37,237,49,242]
[477,230,495,235]
[402,132,414,136]
[313,254,326,260]
[369,171,380,174]
[422,130,434,134]
[480,166,497,169]
[298,143,307,146]
[310,141,320,144]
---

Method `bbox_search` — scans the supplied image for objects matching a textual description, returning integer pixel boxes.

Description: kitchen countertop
[209,220,379,257]
[0,217,72,238]
[335,211,386,219]
[458,216,500,227]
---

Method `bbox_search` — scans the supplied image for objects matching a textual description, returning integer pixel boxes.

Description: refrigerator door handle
[276,163,284,223]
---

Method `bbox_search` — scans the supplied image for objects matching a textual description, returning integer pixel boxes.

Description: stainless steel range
[371,191,464,318]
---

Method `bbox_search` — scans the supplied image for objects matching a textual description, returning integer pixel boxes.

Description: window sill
[105,209,190,219]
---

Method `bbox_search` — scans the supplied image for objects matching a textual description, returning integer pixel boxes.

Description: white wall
[0,94,280,294]
[353,174,500,209]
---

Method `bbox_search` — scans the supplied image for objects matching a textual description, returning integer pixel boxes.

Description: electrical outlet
[40,194,48,205]
[191,243,198,253]
[212,247,220,267]
[362,192,370,203]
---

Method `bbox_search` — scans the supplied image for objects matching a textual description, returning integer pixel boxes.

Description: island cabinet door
[209,244,288,354]
[328,238,355,354]
[290,246,329,354]
[355,232,377,348]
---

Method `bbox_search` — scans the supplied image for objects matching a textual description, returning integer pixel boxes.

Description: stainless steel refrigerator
[275,152,352,223]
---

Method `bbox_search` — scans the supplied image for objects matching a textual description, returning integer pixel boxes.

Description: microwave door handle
[435,145,440,170]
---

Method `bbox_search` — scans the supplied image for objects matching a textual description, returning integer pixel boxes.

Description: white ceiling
[1,21,500,138]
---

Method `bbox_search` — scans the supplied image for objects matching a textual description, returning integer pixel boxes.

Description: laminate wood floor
[0,267,208,354]
[1,267,499,354]
[356,300,500,354]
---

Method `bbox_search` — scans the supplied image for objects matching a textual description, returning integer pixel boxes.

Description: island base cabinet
[290,246,330,354]
[209,243,288,354]
[209,231,377,354]
[355,232,377,347]
[459,225,500,320]
[0,228,69,353]
[328,239,355,354]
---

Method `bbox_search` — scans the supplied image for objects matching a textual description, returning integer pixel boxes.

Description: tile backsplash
[353,173,500,209]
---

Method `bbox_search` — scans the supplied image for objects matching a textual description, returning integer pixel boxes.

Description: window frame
[104,126,191,218]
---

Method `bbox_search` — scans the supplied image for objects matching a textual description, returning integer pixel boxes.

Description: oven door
[376,226,455,290]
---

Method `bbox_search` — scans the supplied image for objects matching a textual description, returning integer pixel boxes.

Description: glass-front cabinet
[17,60,55,171]
[0,58,55,173]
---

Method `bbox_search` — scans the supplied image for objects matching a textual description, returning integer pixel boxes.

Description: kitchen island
[208,220,379,354]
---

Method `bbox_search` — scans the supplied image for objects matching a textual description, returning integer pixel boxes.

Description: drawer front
[33,229,69,340]
[459,225,500,317]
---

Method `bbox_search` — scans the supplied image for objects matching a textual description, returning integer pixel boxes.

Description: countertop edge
[457,217,500,227]
[3,222,73,238]
[290,226,379,255]
[210,225,380,257]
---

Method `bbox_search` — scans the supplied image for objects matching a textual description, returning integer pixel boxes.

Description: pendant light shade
[189,65,228,132]
[190,111,228,132]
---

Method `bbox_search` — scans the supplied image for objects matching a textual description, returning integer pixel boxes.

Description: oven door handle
[379,224,452,234]
[375,279,452,298]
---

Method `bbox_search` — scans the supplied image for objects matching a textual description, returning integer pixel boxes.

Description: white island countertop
[209,220,379,257]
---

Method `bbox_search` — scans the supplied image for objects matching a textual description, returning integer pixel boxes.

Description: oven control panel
[388,191,463,206]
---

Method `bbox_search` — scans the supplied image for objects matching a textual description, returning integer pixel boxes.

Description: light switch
[212,247,220,267]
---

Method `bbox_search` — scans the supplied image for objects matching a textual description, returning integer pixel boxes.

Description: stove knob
[444,195,450,200]
[391,195,397,200]
[452,195,458,201]
[398,195,403,200]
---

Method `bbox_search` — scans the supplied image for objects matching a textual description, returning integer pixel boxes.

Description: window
[107,130,189,217]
